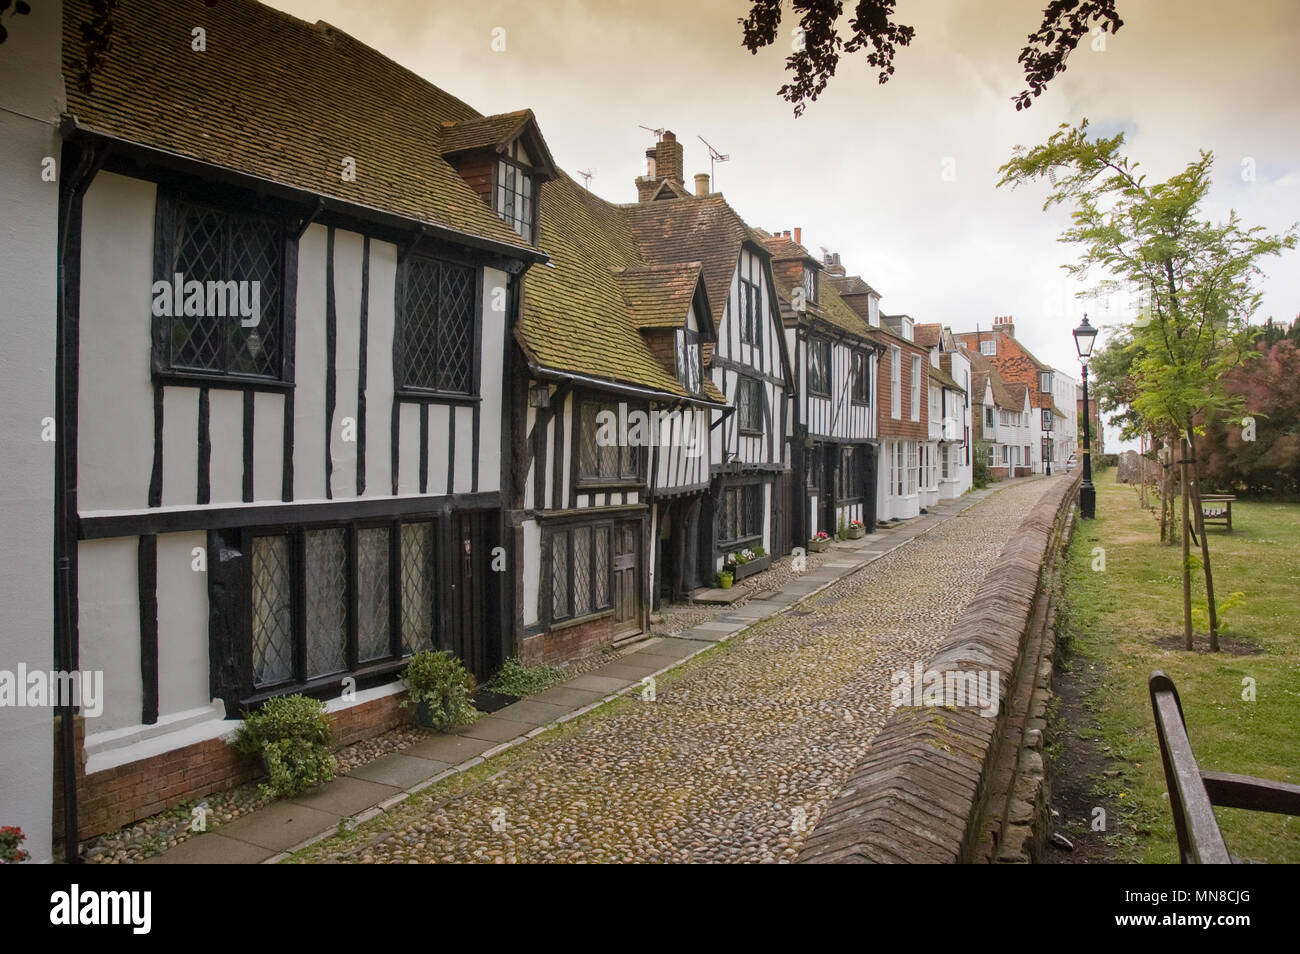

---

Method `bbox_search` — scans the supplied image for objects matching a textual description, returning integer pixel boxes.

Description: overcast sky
[268,0,1300,450]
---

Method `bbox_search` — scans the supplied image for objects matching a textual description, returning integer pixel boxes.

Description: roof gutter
[60,117,550,268]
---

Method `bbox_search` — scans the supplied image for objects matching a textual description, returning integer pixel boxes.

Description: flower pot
[718,574,734,590]
[808,538,831,553]
[847,526,865,539]
[414,700,440,729]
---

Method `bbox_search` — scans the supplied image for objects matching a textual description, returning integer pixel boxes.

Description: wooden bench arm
[1202,771,1300,816]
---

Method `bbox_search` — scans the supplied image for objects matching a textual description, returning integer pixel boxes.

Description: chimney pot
[693,173,710,196]
[794,227,802,246]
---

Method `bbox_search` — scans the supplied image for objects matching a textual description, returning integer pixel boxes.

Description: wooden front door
[612,520,641,638]
[441,511,489,678]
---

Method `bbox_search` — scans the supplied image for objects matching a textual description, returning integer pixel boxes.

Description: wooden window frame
[494,149,538,244]
[575,399,643,488]
[807,335,832,398]
[717,480,764,549]
[394,248,484,399]
[151,188,294,389]
[676,327,702,395]
[850,349,871,405]
[737,375,764,435]
[544,519,614,627]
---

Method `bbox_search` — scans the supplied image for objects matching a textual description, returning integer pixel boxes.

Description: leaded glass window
[305,528,348,678]
[737,376,763,433]
[851,350,871,404]
[551,532,569,620]
[357,527,391,662]
[675,328,701,394]
[496,159,534,239]
[547,523,614,624]
[401,522,435,655]
[807,337,831,396]
[577,401,640,482]
[399,253,476,394]
[158,193,285,380]
[251,535,293,688]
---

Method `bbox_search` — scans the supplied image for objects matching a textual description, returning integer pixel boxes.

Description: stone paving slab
[146,832,275,865]
[452,715,537,742]
[347,753,451,789]
[530,685,607,707]
[402,734,496,764]
[496,699,573,724]
[287,776,400,816]
[565,673,635,692]
[218,803,341,852]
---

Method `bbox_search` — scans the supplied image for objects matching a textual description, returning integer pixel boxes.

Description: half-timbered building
[513,148,729,664]
[770,244,882,543]
[624,156,795,581]
[50,0,551,842]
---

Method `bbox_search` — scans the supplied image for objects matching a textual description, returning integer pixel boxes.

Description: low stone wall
[797,472,1081,864]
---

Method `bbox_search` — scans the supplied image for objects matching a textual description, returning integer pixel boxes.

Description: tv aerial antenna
[576,169,595,190]
[698,136,730,187]
[638,125,666,141]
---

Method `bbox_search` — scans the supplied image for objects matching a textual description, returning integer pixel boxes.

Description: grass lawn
[1058,468,1300,863]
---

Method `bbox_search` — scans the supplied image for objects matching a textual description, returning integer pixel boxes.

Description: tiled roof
[63,0,535,255]
[828,274,880,298]
[518,173,725,404]
[761,236,879,346]
[440,111,533,155]
[624,195,770,325]
[914,323,943,350]
[763,234,819,264]
[616,264,706,330]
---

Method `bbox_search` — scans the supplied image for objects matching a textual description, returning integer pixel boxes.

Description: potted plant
[401,650,480,730]
[0,826,29,864]
[847,519,866,539]
[231,694,337,798]
[809,531,832,553]
[718,567,734,589]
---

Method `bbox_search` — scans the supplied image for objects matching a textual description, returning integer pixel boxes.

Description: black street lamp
[1073,314,1098,518]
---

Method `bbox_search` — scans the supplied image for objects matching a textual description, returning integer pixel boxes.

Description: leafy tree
[739,0,1123,116]
[998,120,1296,650]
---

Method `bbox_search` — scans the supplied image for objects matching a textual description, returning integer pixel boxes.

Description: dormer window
[495,139,536,240]
[675,327,701,394]
[1039,370,1053,393]
[980,339,996,356]
[802,265,818,305]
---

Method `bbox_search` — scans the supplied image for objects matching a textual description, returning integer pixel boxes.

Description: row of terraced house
[0,0,1078,859]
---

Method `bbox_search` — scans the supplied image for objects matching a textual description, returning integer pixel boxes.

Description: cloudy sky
[269,0,1300,449]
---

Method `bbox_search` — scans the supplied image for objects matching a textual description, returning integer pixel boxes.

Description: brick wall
[54,689,410,846]
[876,332,929,442]
[519,614,613,667]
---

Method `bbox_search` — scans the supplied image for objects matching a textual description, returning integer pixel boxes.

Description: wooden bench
[1149,671,1300,863]
[1199,494,1236,531]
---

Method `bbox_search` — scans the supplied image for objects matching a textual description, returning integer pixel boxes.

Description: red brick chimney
[993,314,1015,338]
[793,227,802,246]
[655,131,683,187]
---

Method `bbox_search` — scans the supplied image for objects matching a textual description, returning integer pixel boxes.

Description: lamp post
[1073,315,1098,518]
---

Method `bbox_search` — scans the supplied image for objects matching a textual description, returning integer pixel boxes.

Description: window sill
[153,370,292,391]
[576,478,643,491]
[393,388,481,404]
[549,609,613,632]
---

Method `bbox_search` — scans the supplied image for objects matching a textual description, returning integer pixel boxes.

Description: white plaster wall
[78,172,156,511]
[293,224,329,500]
[0,0,63,864]
[454,405,474,493]
[426,403,450,496]
[478,268,507,495]
[329,229,364,499]
[364,241,397,497]
[397,401,420,494]
[207,389,243,503]
[522,519,541,626]
[77,538,142,735]
[156,532,210,717]
[252,391,285,500]
[161,387,199,507]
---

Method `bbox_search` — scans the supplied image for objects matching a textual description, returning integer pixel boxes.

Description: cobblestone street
[300,478,1057,864]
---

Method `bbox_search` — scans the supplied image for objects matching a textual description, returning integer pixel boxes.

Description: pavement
[149,476,1045,864]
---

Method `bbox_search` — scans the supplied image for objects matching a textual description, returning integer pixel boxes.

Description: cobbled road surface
[309,478,1053,864]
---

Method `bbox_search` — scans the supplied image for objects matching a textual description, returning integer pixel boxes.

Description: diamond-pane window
[594,527,610,609]
[552,532,569,620]
[399,254,476,394]
[357,528,391,662]
[572,526,592,618]
[400,522,435,655]
[160,194,284,380]
[305,528,348,678]
[577,402,640,482]
[251,535,293,688]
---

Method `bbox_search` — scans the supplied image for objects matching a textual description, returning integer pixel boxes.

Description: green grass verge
[1058,469,1300,863]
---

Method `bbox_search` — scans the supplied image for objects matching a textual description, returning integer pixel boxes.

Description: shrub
[486,656,565,696]
[401,650,479,730]
[972,453,992,489]
[231,694,336,798]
